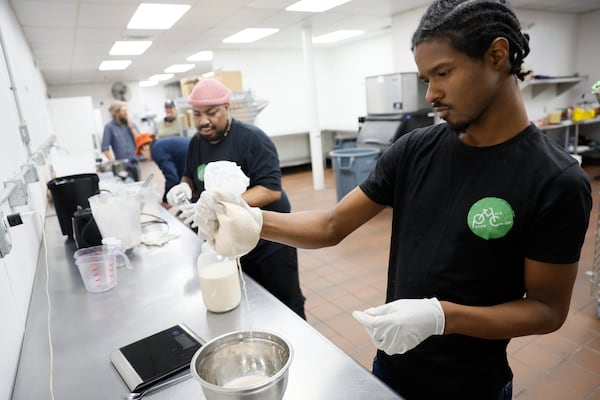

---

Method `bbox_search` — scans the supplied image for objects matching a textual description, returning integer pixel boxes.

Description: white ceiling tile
[23,26,75,44]
[11,1,78,27]
[77,3,138,28]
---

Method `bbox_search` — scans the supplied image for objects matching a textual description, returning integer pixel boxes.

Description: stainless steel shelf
[520,76,588,98]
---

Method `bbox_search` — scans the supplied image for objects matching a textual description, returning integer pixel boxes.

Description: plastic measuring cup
[73,244,131,292]
[75,254,117,293]
[74,244,132,269]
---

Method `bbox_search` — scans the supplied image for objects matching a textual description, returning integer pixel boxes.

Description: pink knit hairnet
[187,78,232,106]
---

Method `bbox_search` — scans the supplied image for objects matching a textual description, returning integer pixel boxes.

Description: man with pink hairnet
[166,79,305,319]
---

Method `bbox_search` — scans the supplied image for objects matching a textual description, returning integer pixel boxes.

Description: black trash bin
[47,173,100,238]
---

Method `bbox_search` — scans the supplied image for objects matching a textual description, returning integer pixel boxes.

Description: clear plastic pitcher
[88,191,141,249]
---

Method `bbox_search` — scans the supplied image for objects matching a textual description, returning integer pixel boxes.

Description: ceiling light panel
[312,30,364,44]
[223,28,280,43]
[149,73,174,81]
[286,0,351,13]
[187,51,213,61]
[109,41,152,55]
[127,3,191,30]
[164,64,195,73]
[98,60,132,71]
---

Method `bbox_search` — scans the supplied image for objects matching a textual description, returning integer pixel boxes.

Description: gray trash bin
[329,147,380,201]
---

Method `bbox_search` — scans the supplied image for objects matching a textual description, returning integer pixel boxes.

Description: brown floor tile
[548,361,600,397]
[511,343,564,371]
[588,335,600,352]
[570,347,600,374]
[309,301,344,322]
[525,375,582,399]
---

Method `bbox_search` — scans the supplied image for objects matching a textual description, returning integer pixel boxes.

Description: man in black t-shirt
[190,1,592,399]
[165,79,305,319]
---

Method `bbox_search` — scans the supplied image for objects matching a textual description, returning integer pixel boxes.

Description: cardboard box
[179,70,243,96]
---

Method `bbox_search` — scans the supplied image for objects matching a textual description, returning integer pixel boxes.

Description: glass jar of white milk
[197,242,241,313]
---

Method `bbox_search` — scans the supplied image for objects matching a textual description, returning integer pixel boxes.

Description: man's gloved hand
[165,183,192,206]
[352,298,445,355]
[185,190,262,256]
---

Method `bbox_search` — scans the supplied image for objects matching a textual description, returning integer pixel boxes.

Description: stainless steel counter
[12,208,402,399]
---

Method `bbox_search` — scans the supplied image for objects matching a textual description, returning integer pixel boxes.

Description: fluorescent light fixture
[149,73,174,81]
[127,3,191,30]
[139,80,158,87]
[286,0,351,12]
[98,60,132,71]
[202,71,215,78]
[223,28,279,43]
[109,41,152,55]
[187,50,213,61]
[312,30,364,44]
[164,64,195,73]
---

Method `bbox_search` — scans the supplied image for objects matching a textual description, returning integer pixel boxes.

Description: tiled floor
[280,164,600,400]
[141,159,600,399]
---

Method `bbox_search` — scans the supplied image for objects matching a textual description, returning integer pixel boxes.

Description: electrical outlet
[0,211,12,258]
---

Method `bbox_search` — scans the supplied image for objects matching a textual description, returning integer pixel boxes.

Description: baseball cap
[187,78,232,106]
[135,133,153,155]
[164,99,175,108]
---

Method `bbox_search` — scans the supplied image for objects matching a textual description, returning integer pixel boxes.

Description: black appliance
[72,207,103,249]
[356,111,434,152]
[47,173,99,238]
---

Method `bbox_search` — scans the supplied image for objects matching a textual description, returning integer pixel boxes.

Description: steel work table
[12,207,402,400]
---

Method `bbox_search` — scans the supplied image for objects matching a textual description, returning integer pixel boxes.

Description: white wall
[214,48,312,135]
[318,33,394,131]
[515,10,581,120]
[574,10,600,103]
[0,1,54,399]
[213,33,394,135]
[391,6,427,73]
[47,82,169,135]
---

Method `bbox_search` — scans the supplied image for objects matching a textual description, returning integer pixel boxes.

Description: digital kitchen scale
[110,324,203,392]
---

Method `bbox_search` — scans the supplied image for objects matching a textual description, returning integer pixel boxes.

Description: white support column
[301,25,325,190]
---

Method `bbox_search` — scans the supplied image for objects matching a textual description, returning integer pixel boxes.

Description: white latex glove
[187,190,262,256]
[165,183,192,206]
[352,298,445,355]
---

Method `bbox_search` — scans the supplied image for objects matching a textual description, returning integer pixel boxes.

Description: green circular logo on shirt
[467,197,514,240]
[196,164,206,182]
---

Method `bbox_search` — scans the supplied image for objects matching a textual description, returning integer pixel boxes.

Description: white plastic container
[197,242,241,313]
[88,191,141,250]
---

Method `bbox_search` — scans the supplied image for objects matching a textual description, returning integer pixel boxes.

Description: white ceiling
[8,0,600,87]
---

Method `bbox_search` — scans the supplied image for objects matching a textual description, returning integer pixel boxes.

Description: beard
[196,119,231,144]
[447,120,471,135]
[118,115,128,124]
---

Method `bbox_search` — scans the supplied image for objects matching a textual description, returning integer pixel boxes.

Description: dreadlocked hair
[411,0,530,81]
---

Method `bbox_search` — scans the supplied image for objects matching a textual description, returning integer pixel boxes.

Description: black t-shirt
[183,118,290,263]
[360,123,591,399]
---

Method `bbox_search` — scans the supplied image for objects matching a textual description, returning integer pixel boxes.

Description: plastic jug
[88,191,141,249]
[197,242,241,313]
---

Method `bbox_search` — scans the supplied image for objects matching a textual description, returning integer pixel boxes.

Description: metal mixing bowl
[191,330,293,400]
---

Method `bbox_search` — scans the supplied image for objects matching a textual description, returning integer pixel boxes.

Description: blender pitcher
[88,191,142,249]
